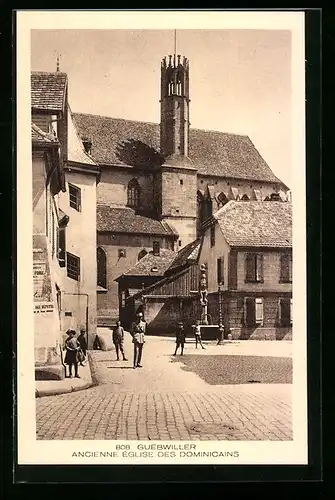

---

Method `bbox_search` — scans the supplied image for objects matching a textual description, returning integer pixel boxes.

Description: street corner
[35,361,93,398]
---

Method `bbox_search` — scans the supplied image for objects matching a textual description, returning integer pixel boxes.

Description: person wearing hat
[130,312,146,369]
[64,329,81,378]
[77,328,88,366]
[173,321,186,356]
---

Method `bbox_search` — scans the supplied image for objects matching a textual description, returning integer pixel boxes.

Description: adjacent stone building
[199,201,292,340]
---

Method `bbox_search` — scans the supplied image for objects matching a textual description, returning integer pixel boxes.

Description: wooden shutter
[228,250,237,289]
[58,227,66,267]
[217,257,222,284]
[255,298,263,325]
[279,298,290,327]
[256,254,264,282]
[246,253,256,282]
[280,253,292,282]
[244,297,255,326]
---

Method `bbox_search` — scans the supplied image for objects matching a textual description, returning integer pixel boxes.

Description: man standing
[112,320,128,361]
[130,312,146,369]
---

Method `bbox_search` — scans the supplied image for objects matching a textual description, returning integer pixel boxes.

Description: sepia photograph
[17,10,307,466]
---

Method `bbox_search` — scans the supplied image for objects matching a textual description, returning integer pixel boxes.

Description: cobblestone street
[36,334,292,441]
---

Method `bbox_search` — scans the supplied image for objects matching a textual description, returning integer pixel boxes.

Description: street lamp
[217,283,224,345]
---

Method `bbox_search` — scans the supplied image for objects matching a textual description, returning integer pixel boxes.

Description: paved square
[36,335,292,441]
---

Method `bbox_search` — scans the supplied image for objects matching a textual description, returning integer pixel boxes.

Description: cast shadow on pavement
[106,366,134,369]
[170,354,293,385]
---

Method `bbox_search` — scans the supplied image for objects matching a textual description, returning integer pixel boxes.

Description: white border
[17,10,307,466]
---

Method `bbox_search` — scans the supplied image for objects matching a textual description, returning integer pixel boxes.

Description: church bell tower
[156,54,197,249]
[160,54,190,160]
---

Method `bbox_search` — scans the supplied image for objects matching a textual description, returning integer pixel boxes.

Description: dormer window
[82,138,92,155]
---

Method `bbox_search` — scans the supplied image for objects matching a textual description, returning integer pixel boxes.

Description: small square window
[69,184,81,212]
[66,252,80,281]
[176,209,179,214]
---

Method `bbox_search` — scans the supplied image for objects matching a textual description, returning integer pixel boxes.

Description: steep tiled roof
[67,107,97,166]
[31,72,67,112]
[73,113,283,184]
[97,206,177,236]
[120,249,176,278]
[167,239,201,273]
[214,201,292,248]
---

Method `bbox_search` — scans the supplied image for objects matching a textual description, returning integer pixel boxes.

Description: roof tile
[121,249,176,277]
[214,201,292,248]
[97,206,177,236]
[31,72,67,112]
[73,113,284,184]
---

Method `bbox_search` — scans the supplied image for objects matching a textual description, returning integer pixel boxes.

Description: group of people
[111,312,147,369]
[64,315,206,377]
[111,315,206,364]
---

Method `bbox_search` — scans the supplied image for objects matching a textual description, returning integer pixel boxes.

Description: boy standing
[112,320,128,361]
[194,320,206,350]
[173,321,186,356]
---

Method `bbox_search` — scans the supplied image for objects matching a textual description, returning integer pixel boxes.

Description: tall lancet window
[97,247,107,289]
[127,178,140,208]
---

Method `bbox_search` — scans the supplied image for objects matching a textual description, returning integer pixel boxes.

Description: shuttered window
[244,297,263,326]
[245,253,264,282]
[69,184,81,212]
[67,252,80,281]
[57,227,66,267]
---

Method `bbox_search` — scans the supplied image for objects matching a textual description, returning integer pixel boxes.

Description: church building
[72,54,289,327]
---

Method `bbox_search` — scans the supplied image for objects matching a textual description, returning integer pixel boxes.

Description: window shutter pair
[244,297,263,326]
[246,253,263,282]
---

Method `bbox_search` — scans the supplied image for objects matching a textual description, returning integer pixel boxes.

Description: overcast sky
[31,29,292,187]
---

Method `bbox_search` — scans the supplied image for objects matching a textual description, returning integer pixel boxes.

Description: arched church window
[97,247,107,289]
[127,178,140,208]
[138,249,148,261]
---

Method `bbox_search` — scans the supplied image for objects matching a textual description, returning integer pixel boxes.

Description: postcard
[16,9,307,467]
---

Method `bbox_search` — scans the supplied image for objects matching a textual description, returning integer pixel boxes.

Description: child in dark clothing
[173,322,186,356]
